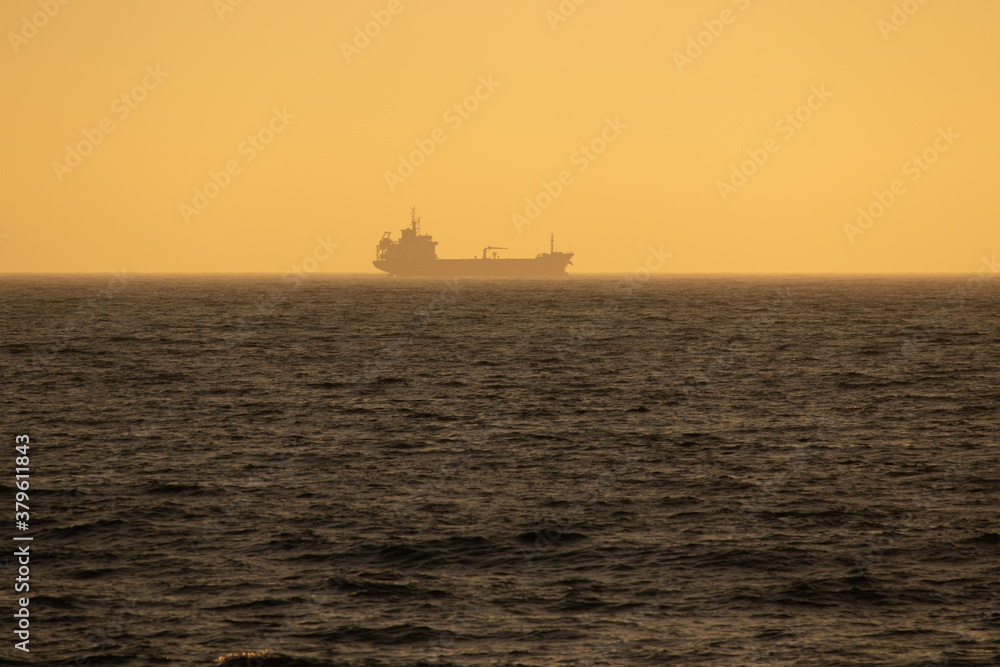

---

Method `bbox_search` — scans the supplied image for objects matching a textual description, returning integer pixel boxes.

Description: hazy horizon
[3,270,1000,277]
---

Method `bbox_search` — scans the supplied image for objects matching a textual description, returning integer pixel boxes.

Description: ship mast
[550,233,554,254]
[410,206,420,234]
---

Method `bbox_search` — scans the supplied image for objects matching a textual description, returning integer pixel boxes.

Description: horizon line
[0,271,994,277]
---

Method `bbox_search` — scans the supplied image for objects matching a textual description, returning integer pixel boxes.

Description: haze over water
[2,275,999,665]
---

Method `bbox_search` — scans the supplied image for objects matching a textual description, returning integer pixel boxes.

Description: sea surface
[1,274,998,666]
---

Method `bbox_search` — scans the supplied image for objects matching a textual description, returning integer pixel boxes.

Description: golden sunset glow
[1,0,998,273]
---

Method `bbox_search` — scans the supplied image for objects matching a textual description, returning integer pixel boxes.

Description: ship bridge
[376,207,438,262]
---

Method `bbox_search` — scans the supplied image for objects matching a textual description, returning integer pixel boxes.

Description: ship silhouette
[373,208,573,277]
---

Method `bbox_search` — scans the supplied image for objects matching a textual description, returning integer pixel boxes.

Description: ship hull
[374,254,572,277]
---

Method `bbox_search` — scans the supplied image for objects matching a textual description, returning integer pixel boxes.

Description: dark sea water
[1,274,999,666]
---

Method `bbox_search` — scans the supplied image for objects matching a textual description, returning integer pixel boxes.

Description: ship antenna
[550,233,554,254]
[410,206,419,233]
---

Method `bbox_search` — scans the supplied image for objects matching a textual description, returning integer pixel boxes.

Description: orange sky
[1,0,998,273]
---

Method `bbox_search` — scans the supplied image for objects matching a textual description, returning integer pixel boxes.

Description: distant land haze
[1,1,998,273]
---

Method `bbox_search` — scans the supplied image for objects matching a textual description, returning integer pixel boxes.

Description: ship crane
[482,246,507,260]
[375,231,393,260]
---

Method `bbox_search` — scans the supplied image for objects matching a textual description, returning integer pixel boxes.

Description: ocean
[1,274,998,666]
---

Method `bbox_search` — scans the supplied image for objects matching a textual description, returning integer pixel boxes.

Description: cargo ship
[373,208,573,277]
